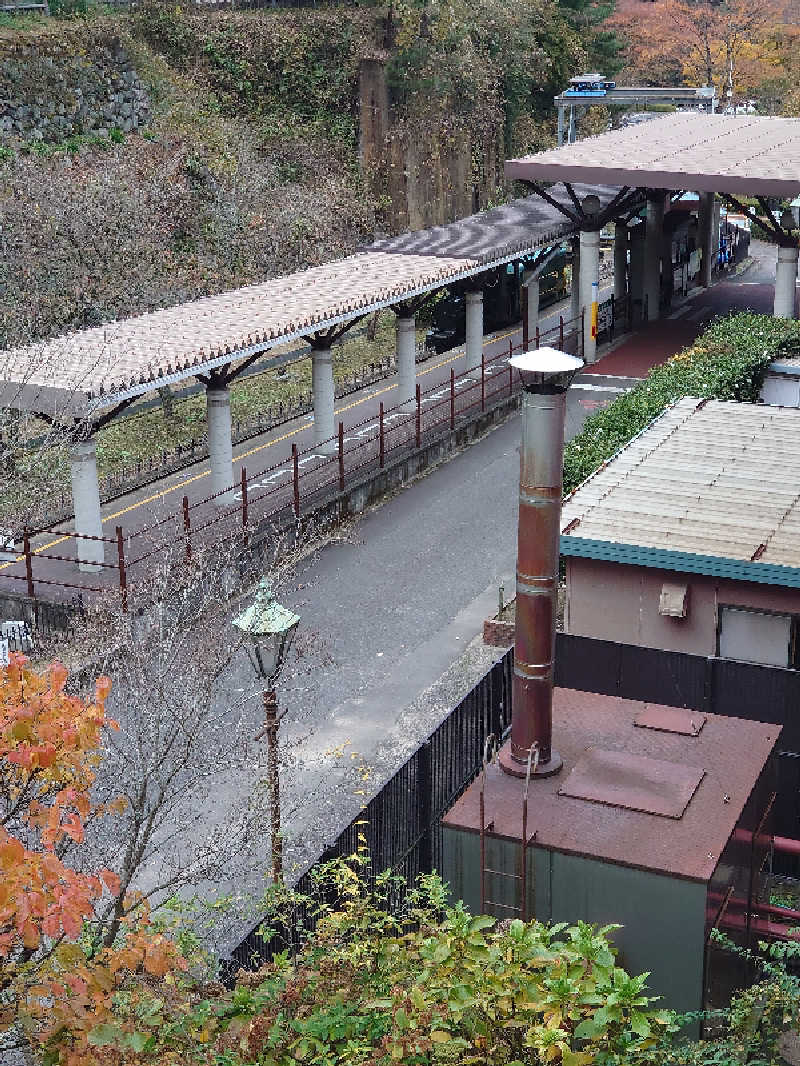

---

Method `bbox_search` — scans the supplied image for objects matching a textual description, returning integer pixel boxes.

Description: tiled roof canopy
[561,398,800,571]
[3,184,627,419]
[506,113,800,198]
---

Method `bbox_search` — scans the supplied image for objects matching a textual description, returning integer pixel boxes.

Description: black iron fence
[228,651,513,971]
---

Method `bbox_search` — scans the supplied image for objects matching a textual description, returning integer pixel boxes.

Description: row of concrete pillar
[67,196,798,572]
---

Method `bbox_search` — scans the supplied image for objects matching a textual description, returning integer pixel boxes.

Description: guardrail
[3,314,583,606]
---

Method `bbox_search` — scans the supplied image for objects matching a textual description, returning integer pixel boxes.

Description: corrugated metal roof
[561,398,800,577]
[3,184,633,419]
[506,113,800,198]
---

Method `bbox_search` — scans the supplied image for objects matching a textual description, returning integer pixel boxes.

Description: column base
[314,440,338,457]
[497,741,563,778]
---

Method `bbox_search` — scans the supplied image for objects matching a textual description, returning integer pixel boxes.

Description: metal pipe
[773,835,800,857]
[499,348,583,779]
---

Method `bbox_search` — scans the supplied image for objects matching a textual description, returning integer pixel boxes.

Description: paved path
[586,243,781,379]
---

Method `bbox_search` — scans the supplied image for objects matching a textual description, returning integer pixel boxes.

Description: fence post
[415,384,421,449]
[292,444,300,518]
[241,467,249,549]
[581,308,585,358]
[182,495,191,563]
[508,360,513,397]
[338,422,345,491]
[559,315,564,349]
[481,350,485,412]
[450,369,455,431]
[116,526,127,612]
[23,530,34,598]
[417,740,433,874]
[535,325,540,349]
[379,402,385,469]
[610,293,615,338]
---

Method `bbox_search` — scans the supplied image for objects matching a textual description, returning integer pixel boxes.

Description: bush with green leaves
[564,313,800,496]
[653,929,800,1065]
[85,856,675,1065]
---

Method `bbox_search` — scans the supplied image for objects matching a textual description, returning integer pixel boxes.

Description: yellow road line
[4,326,520,568]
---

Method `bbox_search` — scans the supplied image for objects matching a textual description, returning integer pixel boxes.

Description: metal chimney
[498,347,583,779]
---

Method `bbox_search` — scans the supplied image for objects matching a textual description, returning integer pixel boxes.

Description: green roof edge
[560,535,800,589]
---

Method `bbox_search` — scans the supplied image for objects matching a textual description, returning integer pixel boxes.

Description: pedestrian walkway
[584,274,777,379]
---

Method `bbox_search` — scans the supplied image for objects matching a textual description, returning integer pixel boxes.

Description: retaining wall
[0,30,150,143]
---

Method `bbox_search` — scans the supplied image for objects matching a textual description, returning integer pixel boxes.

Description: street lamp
[233,578,300,883]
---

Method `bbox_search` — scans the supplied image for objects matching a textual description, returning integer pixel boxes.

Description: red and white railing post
[338,422,345,491]
[116,526,128,612]
[292,444,300,518]
[241,467,249,549]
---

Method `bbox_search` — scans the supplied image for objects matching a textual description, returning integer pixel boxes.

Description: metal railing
[4,314,583,605]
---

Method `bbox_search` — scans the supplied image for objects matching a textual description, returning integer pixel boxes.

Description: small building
[561,398,800,668]
[442,688,779,1015]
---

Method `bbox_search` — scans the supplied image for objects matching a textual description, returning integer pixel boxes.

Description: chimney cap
[511,347,584,377]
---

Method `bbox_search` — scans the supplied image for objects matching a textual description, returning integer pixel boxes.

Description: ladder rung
[485,900,522,913]
[483,868,522,880]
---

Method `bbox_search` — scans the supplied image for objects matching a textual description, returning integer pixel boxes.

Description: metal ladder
[479,737,536,921]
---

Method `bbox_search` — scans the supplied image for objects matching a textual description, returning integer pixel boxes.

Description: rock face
[0,33,150,144]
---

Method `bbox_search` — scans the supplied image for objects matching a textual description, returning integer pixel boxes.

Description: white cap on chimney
[510,347,584,376]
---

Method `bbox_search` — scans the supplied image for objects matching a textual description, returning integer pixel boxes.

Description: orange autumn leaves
[0,655,119,955]
[1,655,184,1065]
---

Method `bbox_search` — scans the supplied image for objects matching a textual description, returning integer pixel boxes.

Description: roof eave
[561,535,800,589]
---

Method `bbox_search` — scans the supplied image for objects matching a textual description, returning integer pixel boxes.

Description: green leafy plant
[653,928,800,1065]
[78,856,675,1064]
[564,313,800,495]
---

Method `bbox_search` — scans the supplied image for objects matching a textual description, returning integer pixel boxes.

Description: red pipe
[773,835,800,857]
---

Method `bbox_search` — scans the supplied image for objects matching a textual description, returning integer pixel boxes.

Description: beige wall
[565,557,800,655]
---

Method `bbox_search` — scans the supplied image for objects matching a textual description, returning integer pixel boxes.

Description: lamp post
[233,578,300,883]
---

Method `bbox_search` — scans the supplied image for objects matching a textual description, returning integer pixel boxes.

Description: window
[718,606,795,668]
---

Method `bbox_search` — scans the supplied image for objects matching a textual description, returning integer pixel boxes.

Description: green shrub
[564,313,800,495]
[81,857,676,1064]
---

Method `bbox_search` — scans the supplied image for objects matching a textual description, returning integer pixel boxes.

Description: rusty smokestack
[498,348,583,779]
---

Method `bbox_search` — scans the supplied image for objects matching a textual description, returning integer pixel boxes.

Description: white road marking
[570,383,626,393]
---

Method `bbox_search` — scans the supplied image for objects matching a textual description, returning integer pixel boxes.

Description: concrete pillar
[613,221,628,304]
[774,246,799,319]
[395,314,416,410]
[69,439,104,572]
[570,237,581,323]
[712,201,722,273]
[629,229,645,319]
[311,347,336,454]
[698,192,714,287]
[465,290,483,375]
[206,386,235,505]
[644,197,664,321]
[523,274,540,349]
[579,228,600,363]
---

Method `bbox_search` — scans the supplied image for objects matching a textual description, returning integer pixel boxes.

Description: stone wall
[0,32,150,144]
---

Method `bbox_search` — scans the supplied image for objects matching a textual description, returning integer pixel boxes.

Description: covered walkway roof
[506,113,800,199]
[1,183,629,420]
